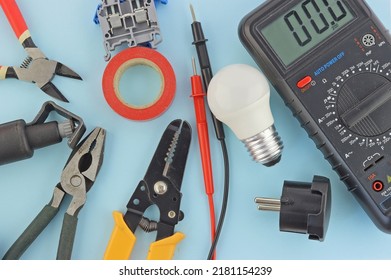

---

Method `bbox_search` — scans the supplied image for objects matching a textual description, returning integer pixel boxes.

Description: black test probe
[190,4,230,260]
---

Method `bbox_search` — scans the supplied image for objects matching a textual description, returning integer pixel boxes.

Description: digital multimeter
[239,0,391,232]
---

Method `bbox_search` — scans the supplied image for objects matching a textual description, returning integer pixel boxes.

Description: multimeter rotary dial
[336,72,391,137]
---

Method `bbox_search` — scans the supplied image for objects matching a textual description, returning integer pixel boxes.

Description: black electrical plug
[255,175,331,241]
[0,102,85,166]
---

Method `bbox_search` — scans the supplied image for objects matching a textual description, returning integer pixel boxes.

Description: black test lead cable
[190,4,230,260]
[189,5,225,140]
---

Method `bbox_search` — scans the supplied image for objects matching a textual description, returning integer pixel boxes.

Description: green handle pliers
[2,127,106,260]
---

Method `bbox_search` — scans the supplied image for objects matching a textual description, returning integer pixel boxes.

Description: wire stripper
[104,119,191,260]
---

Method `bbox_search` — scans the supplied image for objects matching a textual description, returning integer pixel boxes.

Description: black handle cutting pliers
[104,119,191,260]
[2,127,106,260]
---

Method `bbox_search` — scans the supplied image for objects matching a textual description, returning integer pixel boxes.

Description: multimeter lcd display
[260,0,355,66]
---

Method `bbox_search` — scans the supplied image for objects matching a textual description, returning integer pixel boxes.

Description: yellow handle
[147,232,185,260]
[103,211,136,260]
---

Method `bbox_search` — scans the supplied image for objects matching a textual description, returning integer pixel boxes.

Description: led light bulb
[207,64,283,166]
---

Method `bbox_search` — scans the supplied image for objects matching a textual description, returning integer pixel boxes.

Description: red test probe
[190,58,216,259]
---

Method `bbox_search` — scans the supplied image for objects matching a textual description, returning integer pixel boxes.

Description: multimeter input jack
[372,181,384,192]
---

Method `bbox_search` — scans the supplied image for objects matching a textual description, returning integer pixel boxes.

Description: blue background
[0,0,390,260]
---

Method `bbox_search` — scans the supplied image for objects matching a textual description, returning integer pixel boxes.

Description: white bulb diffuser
[207,64,283,166]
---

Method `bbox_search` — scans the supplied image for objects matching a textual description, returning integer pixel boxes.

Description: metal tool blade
[55,63,82,80]
[80,128,106,185]
[161,120,192,188]
[144,120,191,185]
[41,81,69,103]
[163,122,182,177]
[62,128,106,188]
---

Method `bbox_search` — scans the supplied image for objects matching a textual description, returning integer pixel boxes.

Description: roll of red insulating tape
[102,47,176,121]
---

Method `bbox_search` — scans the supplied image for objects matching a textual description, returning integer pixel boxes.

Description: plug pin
[255,198,281,211]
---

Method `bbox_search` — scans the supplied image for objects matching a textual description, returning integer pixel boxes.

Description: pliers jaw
[61,127,106,216]
[5,49,82,103]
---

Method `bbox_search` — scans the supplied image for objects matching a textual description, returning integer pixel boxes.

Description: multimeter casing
[239,0,391,232]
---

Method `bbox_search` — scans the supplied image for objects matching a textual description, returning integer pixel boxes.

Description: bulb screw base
[242,125,283,166]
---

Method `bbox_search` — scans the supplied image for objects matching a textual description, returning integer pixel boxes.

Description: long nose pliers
[104,119,191,260]
[0,0,82,102]
[2,127,106,260]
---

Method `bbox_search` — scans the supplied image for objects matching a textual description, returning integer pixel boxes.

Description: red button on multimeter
[297,76,312,89]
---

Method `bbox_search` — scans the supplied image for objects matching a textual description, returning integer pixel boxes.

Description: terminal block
[97,0,162,61]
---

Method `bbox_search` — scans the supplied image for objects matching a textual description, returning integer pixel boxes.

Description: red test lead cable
[190,58,216,259]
